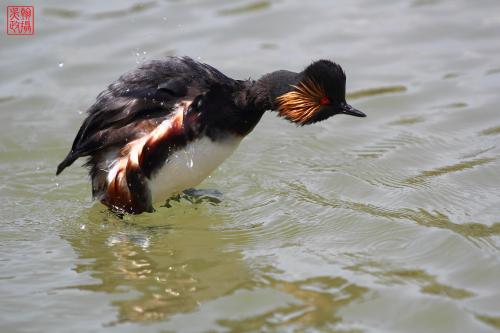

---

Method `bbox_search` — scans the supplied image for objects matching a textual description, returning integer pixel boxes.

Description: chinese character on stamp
[7,6,34,35]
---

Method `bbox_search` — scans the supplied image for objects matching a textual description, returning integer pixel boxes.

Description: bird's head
[276,60,366,125]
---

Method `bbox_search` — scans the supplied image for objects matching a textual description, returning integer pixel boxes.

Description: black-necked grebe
[57,57,366,214]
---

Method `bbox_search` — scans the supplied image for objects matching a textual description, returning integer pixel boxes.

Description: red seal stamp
[6,6,34,35]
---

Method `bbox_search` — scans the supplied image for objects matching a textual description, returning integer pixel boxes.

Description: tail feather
[56,154,77,175]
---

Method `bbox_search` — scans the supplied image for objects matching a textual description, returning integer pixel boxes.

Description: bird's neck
[239,70,303,112]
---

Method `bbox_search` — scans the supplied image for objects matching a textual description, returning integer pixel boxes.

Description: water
[1,0,500,332]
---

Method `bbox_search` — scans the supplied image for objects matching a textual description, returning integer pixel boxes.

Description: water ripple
[480,125,500,136]
[353,132,424,159]
[286,182,500,239]
[218,1,271,16]
[345,261,475,300]
[403,157,496,186]
[92,2,157,20]
[347,85,407,100]
[475,314,500,330]
[217,275,368,331]
[388,116,425,126]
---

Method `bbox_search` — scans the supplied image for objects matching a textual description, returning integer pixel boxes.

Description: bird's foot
[163,188,223,208]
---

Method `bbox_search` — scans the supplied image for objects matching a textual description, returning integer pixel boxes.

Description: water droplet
[142,51,147,55]
[185,145,195,168]
[58,62,64,68]
[165,288,180,296]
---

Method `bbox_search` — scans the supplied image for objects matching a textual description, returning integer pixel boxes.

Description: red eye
[320,96,330,105]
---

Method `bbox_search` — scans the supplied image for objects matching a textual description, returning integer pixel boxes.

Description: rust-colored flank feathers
[103,109,185,213]
[276,79,327,125]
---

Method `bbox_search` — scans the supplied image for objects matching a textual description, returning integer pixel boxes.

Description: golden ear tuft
[276,79,326,124]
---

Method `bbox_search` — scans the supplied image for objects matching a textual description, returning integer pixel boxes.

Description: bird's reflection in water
[63,201,252,324]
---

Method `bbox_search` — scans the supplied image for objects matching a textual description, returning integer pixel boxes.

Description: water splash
[134,49,148,64]
[185,145,194,169]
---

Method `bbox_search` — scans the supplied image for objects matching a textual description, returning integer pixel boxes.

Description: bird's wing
[56,57,222,175]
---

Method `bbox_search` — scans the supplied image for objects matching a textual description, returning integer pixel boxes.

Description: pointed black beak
[341,103,366,117]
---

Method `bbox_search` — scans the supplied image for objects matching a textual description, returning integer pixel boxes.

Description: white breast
[149,136,242,204]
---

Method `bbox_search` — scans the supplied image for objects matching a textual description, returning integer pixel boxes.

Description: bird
[56,56,366,214]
